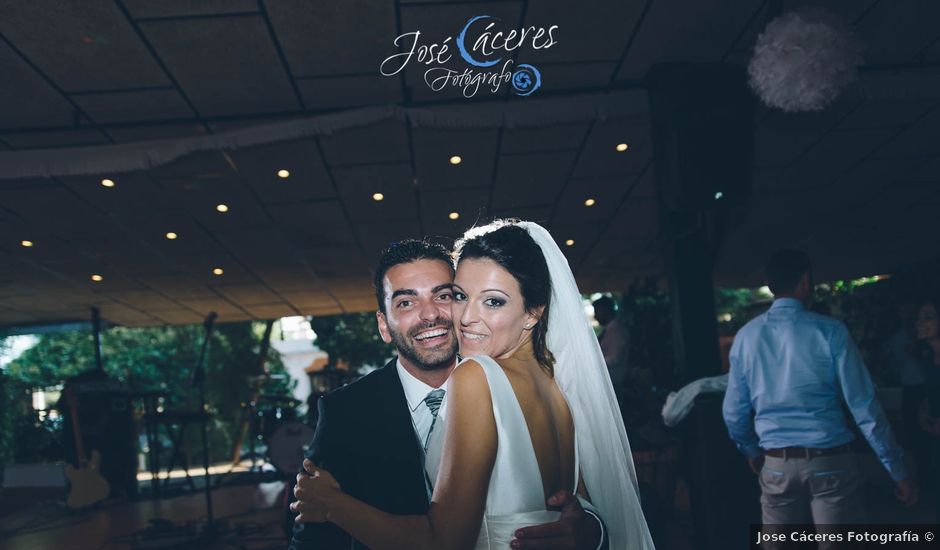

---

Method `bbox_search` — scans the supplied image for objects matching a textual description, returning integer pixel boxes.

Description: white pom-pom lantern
[748,9,863,113]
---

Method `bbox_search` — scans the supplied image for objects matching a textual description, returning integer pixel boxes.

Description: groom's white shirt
[395,358,451,453]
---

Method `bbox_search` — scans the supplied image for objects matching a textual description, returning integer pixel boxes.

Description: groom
[289,239,605,549]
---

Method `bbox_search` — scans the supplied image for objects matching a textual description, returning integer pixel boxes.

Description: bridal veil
[519,221,655,550]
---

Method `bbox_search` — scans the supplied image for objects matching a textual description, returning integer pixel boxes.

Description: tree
[308,313,394,372]
[2,321,288,465]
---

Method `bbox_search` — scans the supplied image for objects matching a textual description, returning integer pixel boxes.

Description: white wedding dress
[468,354,573,549]
[429,222,655,550]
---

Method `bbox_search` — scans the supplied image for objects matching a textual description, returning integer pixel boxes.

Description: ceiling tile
[2,129,110,150]
[571,117,651,178]
[213,283,283,306]
[856,0,940,64]
[71,89,194,124]
[266,200,356,247]
[412,128,500,190]
[229,139,336,203]
[0,42,77,128]
[297,76,402,111]
[123,0,258,18]
[357,219,423,259]
[491,150,576,210]
[552,177,632,224]
[0,1,170,90]
[106,123,208,144]
[319,119,410,166]
[267,0,397,76]
[140,16,300,116]
[333,163,418,223]
[615,0,759,81]
[521,0,645,63]
[501,122,589,154]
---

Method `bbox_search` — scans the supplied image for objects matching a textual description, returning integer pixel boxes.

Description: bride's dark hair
[453,220,556,375]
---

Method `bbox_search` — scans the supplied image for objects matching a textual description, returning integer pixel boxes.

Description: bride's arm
[314,360,497,550]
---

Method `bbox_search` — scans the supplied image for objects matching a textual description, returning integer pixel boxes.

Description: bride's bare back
[497,353,577,501]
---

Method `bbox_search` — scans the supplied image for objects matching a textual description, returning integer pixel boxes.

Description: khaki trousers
[759,452,864,550]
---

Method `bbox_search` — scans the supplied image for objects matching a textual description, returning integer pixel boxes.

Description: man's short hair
[765,249,812,296]
[373,240,454,314]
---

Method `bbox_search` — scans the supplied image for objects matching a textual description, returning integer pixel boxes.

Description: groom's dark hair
[373,239,455,314]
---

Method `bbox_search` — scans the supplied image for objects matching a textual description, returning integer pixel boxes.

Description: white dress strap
[573,429,580,494]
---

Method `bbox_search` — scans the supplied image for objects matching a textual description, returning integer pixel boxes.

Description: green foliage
[715,288,758,319]
[309,313,394,371]
[1,321,289,465]
[715,287,771,333]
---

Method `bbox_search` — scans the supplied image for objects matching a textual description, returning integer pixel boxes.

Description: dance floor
[0,481,287,550]
[0,463,933,550]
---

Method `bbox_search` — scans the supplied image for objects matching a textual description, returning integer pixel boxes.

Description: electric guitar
[64,386,110,509]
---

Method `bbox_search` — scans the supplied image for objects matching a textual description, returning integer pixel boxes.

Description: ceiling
[1,0,939,329]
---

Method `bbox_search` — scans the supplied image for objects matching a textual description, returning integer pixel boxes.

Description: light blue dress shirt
[723,298,908,481]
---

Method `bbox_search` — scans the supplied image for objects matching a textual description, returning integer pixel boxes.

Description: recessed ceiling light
[584,198,596,207]
[565,239,575,246]
[216,204,229,213]
[101,178,115,188]
[212,267,224,276]
[165,232,178,240]
[91,274,103,282]
[277,169,290,179]
[449,155,462,165]
[372,192,385,201]
[615,143,629,152]
[448,212,460,220]
[20,240,33,248]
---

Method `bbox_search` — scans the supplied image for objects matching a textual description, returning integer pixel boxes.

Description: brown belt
[763,443,855,459]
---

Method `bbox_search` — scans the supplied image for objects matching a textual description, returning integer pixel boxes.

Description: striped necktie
[423,389,445,452]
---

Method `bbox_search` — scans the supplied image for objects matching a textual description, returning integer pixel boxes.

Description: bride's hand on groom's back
[511,490,603,550]
[291,459,342,524]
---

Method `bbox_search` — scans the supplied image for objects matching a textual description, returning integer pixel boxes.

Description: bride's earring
[524,323,531,330]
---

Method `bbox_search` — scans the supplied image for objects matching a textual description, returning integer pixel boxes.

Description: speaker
[647,63,755,212]
[61,373,138,498]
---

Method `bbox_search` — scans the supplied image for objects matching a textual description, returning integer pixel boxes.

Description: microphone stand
[192,312,218,537]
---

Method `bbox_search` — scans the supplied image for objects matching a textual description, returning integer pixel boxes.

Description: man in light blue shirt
[723,249,917,528]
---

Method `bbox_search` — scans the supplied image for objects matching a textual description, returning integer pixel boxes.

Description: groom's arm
[289,396,353,550]
[512,490,607,550]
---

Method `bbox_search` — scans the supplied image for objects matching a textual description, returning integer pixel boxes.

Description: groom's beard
[389,317,457,371]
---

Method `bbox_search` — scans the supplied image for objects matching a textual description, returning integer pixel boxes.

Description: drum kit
[234,374,313,476]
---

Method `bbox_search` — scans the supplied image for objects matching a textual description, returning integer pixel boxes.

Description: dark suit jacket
[289,358,430,549]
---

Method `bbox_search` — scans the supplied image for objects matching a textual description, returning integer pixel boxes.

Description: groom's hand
[292,459,342,524]
[511,490,601,550]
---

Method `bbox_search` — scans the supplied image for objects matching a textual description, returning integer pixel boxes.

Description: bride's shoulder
[449,358,492,401]
[452,356,485,380]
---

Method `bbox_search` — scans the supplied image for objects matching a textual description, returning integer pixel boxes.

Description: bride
[294,220,654,549]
